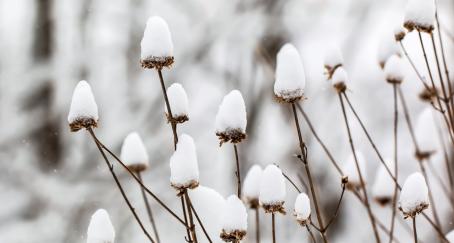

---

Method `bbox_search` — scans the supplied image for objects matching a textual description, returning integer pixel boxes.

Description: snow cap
[259,164,286,213]
[384,55,405,84]
[404,0,435,33]
[372,159,396,206]
[169,134,199,190]
[324,45,344,79]
[220,195,248,242]
[415,108,438,157]
[294,193,311,226]
[242,165,263,208]
[377,32,400,69]
[68,80,99,132]
[140,16,174,69]
[87,209,115,243]
[120,132,149,172]
[274,43,306,103]
[215,90,247,144]
[167,83,189,123]
[343,150,367,190]
[399,172,429,218]
[331,66,349,92]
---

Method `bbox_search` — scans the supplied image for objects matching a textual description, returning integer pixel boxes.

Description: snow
[274,43,306,101]
[221,195,248,232]
[242,165,263,202]
[86,209,115,243]
[377,32,400,68]
[342,150,367,187]
[331,66,349,86]
[259,165,286,205]
[294,193,311,221]
[399,172,429,215]
[372,159,396,203]
[215,90,247,133]
[324,45,343,70]
[393,24,406,41]
[120,132,149,171]
[404,0,435,31]
[67,80,98,125]
[446,230,454,243]
[169,134,199,189]
[384,55,405,83]
[415,108,439,153]
[140,16,174,60]
[167,83,189,118]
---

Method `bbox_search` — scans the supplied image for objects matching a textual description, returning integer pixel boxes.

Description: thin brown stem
[412,217,418,243]
[88,129,187,226]
[323,184,346,232]
[338,93,381,243]
[157,69,178,149]
[399,41,430,90]
[272,213,276,243]
[137,172,161,243]
[88,128,156,243]
[187,194,213,243]
[233,144,241,197]
[181,195,192,243]
[417,162,443,234]
[306,225,317,243]
[255,208,260,243]
[184,191,198,243]
[291,103,329,243]
[280,167,302,193]
[389,84,399,243]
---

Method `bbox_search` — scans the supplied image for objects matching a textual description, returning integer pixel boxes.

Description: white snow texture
[404,0,435,30]
[294,193,311,221]
[221,195,248,232]
[343,150,367,186]
[87,209,115,243]
[415,108,440,153]
[331,67,349,86]
[384,55,405,82]
[140,16,174,59]
[372,159,396,200]
[399,172,429,214]
[274,43,306,99]
[242,165,263,200]
[377,32,400,66]
[324,45,343,69]
[120,132,149,169]
[167,83,189,118]
[446,230,454,243]
[259,165,286,205]
[169,134,199,187]
[67,80,99,124]
[215,90,247,133]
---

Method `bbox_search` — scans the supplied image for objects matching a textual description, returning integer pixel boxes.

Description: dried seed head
[68,80,98,132]
[343,150,367,191]
[331,66,348,93]
[166,83,189,124]
[215,90,247,145]
[120,132,149,173]
[418,87,437,103]
[242,165,263,209]
[384,55,405,84]
[372,159,396,206]
[399,172,429,218]
[220,195,248,242]
[169,134,199,191]
[140,16,174,69]
[259,165,286,214]
[403,0,435,33]
[394,25,407,41]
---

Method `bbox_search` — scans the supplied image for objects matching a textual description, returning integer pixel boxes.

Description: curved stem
[137,172,161,243]
[323,184,346,232]
[233,144,241,197]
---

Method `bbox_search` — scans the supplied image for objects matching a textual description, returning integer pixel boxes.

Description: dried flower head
[384,55,405,84]
[343,150,367,191]
[68,80,98,132]
[394,24,407,41]
[169,134,199,192]
[418,86,437,103]
[399,172,429,218]
[377,32,401,69]
[403,0,435,33]
[259,165,286,214]
[215,90,247,145]
[372,159,395,206]
[331,66,349,93]
[242,165,263,209]
[166,83,189,124]
[120,132,149,172]
[220,195,248,242]
[140,16,174,69]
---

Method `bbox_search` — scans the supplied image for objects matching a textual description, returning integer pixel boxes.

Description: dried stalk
[234,144,242,197]
[272,213,276,243]
[157,69,178,149]
[389,84,399,243]
[412,217,418,243]
[187,195,213,243]
[255,208,260,243]
[184,191,198,243]
[137,172,161,243]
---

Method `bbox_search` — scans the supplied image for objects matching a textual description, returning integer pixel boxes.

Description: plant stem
[255,208,260,243]
[323,184,346,232]
[88,129,187,226]
[157,69,178,149]
[184,191,198,243]
[233,144,241,197]
[291,103,329,243]
[398,41,430,90]
[389,84,399,243]
[412,217,418,243]
[137,172,161,243]
[306,225,316,243]
[187,194,213,243]
[88,128,156,243]
[181,195,193,243]
[272,213,276,243]
[337,93,381,243]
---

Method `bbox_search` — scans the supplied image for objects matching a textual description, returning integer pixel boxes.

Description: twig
[279,166,302,193]
[323,183,346,232]
[291,103,329,243]
[398,41,430,90]
[157,69,178,149]
[389,84,399,243]
[272,213,276,243]
[184,191,198,243]
[412,217,418,243]
[87,128,156,243]
[306,225,317,243]
[181,195,192,243]
[338,93,381,243]
[255,208,260,243]
[187,194,213,243]
[233,144,241,197]
[137,172,161,243]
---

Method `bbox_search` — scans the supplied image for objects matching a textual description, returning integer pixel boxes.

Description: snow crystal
[140,16,174,60]
[167,83,189,121]
[342,150,367,189]
[215,90,247,135]
[67,80,98,130]
[242,165,263,206]
[221,195,248,232]
[372,159,396,205]
[399,172,429,217]
[446,230,454,243]
[294,193,311,221]
[87,209,115,243]
[404,0,435,32]
[384,55,405,83]
[377,32,400,68]
[120,132,149,172]
[169,134,199,189]
[259,165,286,206]
[274,43,306,102]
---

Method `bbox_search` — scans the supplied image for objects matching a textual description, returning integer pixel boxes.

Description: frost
[120,132,149,172]
[331,66,349,88]
[274,43,306,102]
[86,209,115,243]
[399,172,429,217]
[169,134,199,190]
[221,195,248,232]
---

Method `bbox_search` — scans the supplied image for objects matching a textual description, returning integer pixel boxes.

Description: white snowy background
[0,0,453,242]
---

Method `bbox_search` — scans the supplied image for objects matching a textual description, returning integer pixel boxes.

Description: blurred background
[1,0,454,242]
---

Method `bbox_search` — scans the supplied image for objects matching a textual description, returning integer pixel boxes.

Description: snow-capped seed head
[415,108,438,159]
[242,165,263,208]
[394,24,407,41]
[331,67,348,93]
[446,230,454,242]
[215,90,247,145]
[68,80,99,132]
[377,33,401,69]
[259,164,286,214]
[343,150,367,190]
[399,172,429,218]
[220,195,248,242]
[294,193,311,226]
[87,209,115,243]
[384,55,405,84]
[324,45,344,80]
[273,43,306,103]
[140,16,174,69]
[403,0,435,33]
[169,134,199,191]
[419,86,438,103]
[166,83,189,124]
[372,159,396,206]
[120,132,149,172]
